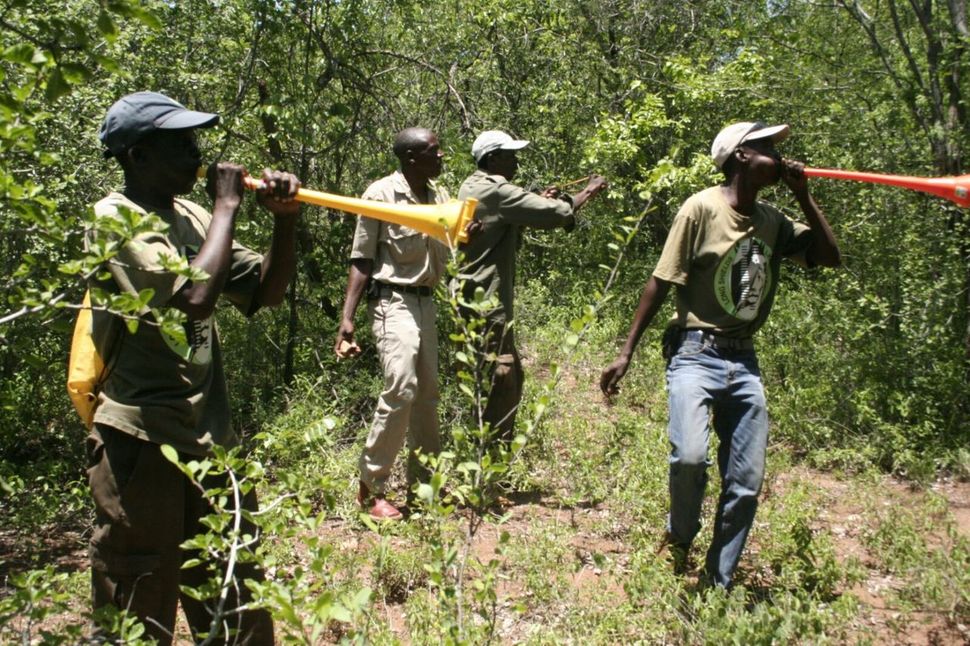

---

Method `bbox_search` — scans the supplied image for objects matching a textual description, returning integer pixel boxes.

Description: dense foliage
[1,0,969,642]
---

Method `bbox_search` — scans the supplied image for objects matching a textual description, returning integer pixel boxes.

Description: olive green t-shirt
[87,193,263,456]
[455,170,573,323]
[653,186,812,338]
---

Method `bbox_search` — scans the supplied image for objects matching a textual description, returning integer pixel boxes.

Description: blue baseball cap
[99,91,219,158]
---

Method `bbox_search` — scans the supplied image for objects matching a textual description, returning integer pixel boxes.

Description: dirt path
[3,468,968,643]
[314,466,970,644]
[768,468,970,645]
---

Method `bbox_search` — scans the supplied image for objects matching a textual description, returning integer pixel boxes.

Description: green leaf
[58,62,92,84]
[353,587,372,607]
[417,483,434,503]
[130,6,163,29]
[329,604,351,623]
[160,444,179,465]
[97,11,119,39]
[44,69,70,102]
[3,44,38,66]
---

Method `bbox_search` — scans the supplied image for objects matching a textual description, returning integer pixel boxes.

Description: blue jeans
[665,337,768,588]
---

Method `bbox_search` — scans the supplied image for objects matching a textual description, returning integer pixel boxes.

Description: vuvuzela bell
[804,167,970,208]
[195,167,476,245]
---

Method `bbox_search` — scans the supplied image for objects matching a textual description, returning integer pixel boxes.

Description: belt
[680,329,754,352]
[372,281,433,297]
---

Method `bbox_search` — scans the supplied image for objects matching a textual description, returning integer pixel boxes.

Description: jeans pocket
[674,340,705,357]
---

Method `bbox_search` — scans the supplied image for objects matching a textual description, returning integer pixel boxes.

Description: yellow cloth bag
[67,291,105,429]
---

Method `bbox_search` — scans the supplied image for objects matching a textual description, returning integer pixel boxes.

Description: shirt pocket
[381,223,426,266]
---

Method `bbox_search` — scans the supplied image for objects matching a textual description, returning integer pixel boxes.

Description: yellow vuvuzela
[196,166,477,245]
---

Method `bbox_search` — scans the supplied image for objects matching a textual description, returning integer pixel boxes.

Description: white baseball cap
[711,121,790,169]
[471,130,529,163]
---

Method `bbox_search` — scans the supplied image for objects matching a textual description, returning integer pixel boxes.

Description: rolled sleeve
[223,242,264,315]
[780,220,813,268]
[652,209,696,286]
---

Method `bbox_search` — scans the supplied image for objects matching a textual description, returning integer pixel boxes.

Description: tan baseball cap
[711,121,790,169]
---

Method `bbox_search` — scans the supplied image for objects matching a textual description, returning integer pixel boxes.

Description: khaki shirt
[653,186,812,338]
[350,171,449,288]
[86,193,263,456]
[456,170,573,323]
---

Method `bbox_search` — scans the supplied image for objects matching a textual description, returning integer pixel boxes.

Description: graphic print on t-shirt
[714,236,774,321]
[160,243,213,365]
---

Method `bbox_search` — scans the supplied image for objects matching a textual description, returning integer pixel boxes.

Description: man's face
[410,134,444,179]
[739,137,782,184]
[130,129,203,195]
[487,148,518,181]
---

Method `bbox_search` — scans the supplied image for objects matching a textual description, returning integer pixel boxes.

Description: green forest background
[1,0,969,643]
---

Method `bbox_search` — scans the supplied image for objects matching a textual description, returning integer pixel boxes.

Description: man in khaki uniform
[456,130,606,446]
[335,127,448,520]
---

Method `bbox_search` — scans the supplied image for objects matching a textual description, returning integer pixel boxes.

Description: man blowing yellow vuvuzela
[86,91,301,644]
[455,130,607,451]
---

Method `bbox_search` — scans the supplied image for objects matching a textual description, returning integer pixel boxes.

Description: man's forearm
[340,259,373,324]
[618,276,671,360]
[795,191,841,268]
[171,208,236,319]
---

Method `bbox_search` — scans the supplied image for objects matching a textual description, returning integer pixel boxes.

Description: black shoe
[657,532,691,575]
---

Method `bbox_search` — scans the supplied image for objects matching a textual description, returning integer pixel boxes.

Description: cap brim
[499,139,529,151]
[742,124,789,145]
[157,110,220,130]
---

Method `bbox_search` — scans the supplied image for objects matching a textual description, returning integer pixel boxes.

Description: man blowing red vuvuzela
[600,122,841,588]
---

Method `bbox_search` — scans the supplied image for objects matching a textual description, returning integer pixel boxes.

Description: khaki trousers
[87,425,273,645]
[360,290,441,493]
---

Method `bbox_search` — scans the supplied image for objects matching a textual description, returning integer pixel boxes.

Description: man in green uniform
[456,130,606,445]
[87,91,300,644]
[335,127,449,520]
[600,121,841,588]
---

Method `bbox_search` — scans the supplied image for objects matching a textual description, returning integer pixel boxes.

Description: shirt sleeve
[349,178,390,261]
[179,199,265,316]
[652,203,697,286]
[223,241,264,316]
[94,200,189,312]
[493,181,573,229]
[777,214,813,268]
[350,215,381,260]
